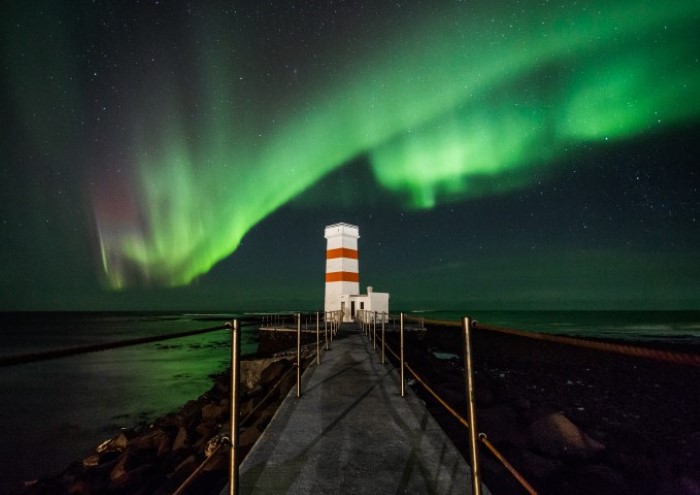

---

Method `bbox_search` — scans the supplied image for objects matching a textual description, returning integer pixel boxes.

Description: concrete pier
[231,329,488,494]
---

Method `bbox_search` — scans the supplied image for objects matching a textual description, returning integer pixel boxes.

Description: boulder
[68,479,92,495]
[173,455,198,482]
[96,432,129,454]
[477,405,526,446]
[202,451,228,472]
[195,421,219,439]
[239,425,262,449]
[655,475,700,495]
[528,412,605,459]
[172,426,191,451]
[555,464,629,495]
[110,451,138,482]
[128,428,168,452]
[518,448,564,479]
[201,402,227,422]
[260,359,290,386]
[178,400,202,426]
[156,434,173,458]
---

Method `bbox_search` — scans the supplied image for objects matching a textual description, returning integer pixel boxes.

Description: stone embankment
[21,347,316,495]
[391,324,700,495]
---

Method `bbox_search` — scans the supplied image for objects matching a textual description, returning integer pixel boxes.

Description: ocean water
[0,312,258,492]
[407,310,700,344]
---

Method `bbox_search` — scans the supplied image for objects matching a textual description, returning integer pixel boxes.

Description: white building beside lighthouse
[324,222,389,322]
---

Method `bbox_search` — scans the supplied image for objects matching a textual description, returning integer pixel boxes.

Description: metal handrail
[400,316,700,367]
[378,314,538,495]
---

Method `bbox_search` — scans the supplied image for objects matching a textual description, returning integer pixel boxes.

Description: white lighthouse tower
[324,222,360,317]
[324,222,389,322]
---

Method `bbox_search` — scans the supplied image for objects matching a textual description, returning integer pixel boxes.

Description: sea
[0,312,258,493]
[0,310,699,491]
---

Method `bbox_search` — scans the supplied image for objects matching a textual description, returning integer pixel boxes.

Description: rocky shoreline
[387,323,700,494]
[19,338,318,495]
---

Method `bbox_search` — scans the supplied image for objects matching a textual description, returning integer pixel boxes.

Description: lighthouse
[324,222,389,322]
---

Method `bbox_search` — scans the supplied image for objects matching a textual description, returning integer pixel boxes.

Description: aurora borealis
[1,0,699,310]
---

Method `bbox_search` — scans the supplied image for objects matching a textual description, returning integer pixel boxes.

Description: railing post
[324,312,329,350]
[296,313,302,398]
[463,316,482,495]
[229,319,240,495]
[316,311,320,365]
[373,311,377,350]
[400,312,405,397]
[381,312,385,364]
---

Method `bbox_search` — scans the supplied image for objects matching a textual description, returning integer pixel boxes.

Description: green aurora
[5,0,699,290]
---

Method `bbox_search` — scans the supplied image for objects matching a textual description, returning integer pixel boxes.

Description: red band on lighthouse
[325,271,360,283]
[326,248,358,260]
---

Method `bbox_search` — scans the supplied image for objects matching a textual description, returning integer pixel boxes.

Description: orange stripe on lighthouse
[326,248,358,260]
[325,271,360,282]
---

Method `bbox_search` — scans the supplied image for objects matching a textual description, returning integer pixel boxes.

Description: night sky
[1,0,698,311]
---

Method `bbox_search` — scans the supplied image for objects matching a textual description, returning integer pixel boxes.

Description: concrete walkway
[233,330,489,494]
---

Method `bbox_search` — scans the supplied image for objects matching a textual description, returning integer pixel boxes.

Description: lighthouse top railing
[325,221,359,230]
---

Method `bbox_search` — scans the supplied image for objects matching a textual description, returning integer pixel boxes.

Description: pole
[229,319,240,495]
[296,313,301,398]
[316,311,320,364]
[400,312,405,397]
[373,311,377,350]
[324,312,329,350]
[463,316,482,495]
[381,312,385,364]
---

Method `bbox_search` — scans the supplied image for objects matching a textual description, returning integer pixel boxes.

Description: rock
[129,428,168,452]
[68,479,92,495]
[156,433,173,458]
[201,402,227,422]
[512,397,531,411]
[110,463,153,490]
[555,464,630,495]
[96,432,129,453]
[438,386,465,410]
[82,454,100,468]
[202,451,228,472]
[477,406,526,446]
[259,359,289,386]
[195,421,219,439]
[173,454,198,482]
[655,475,700,495]
[157,413,182,429]
[518,449,564,479]
[240,398,256,419]
[528,412,605,459]
[172,426,190,451]
[239,425,262,449]
[178,400,202,426]
[110,452,138,482]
